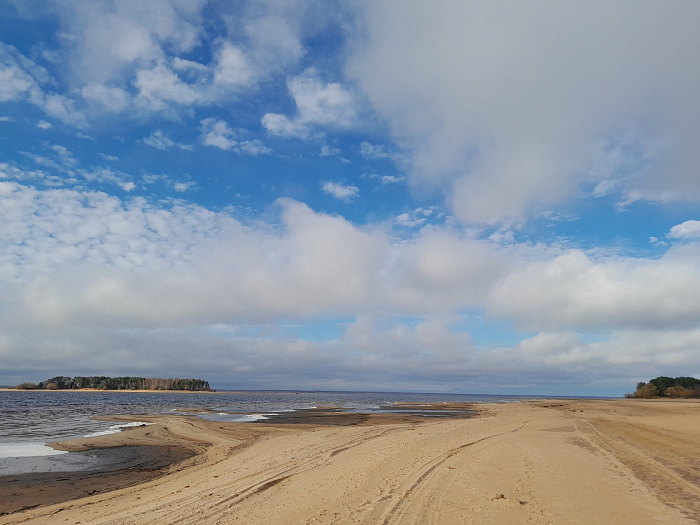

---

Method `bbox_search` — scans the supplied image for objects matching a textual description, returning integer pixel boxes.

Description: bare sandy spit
[1,399,699,524]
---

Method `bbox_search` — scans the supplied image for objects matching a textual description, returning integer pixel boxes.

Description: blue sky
[2,1,700,396]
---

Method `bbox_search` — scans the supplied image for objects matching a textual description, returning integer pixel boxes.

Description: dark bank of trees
[626,376,700,399]
[17,376,210,391]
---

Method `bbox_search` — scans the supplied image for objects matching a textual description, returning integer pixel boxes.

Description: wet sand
[0,446,193,515]
[1,400,699,524]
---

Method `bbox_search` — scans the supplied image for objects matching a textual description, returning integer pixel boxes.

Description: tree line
[626,376,700,399]
[16,376,211,391]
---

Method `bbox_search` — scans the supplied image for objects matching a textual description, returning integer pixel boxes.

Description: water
[0,390,532,462]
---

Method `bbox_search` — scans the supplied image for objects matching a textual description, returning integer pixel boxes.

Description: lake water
[0,390,535,463]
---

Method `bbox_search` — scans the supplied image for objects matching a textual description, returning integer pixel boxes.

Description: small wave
[84,421,153,438]
[229,413,276,422]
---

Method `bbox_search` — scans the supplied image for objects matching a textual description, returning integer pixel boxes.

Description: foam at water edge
[229,413,276,422]
[84,421,154,438]
[0,442,68,458]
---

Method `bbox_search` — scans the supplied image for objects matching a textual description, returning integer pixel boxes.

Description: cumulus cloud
[359,141,402,163]
[668,220,700,240]
[200,117,237,150]
[142,130,192,151]
[349,1,700,223]
[2,178,700,390]
[322,181,359,202]
[244,15,305,74]
[394,208,435,229]
[238,139,271,156]
[261,113,313,141]
[363,172,405,186]
[488,247,700,331]
[262,69,358,141]
[0,43,86,126]
[81,82,131,112]
[320,145,341,157]
[81,167,135,191]
[36,1,311,120]
[289,68,357,127]
[395,213,423,228]
[212,41,254,88]
[200,118,271,155]
[58,0,205,85]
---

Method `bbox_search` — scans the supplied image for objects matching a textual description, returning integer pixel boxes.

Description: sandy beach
[1,399,699,524]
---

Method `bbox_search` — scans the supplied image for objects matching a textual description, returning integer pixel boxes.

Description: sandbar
[1,399,699,524]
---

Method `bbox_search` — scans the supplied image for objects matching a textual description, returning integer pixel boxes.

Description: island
[15,376,211,391]
[626,375,700,398]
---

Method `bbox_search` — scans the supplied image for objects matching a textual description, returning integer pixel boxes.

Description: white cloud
[380,175,403,185]
[320,145,341,157]
[212,41,254,88]
[81,83,130,112]
[172,181,196,192]
[395,213,424,228]
[200,118,269,155]
[0,44,45,103]
[364,172,405,186]
[60,0,205,85]
[668,220,700,240]
[349,1,700,223]
[43,2,313,120]
[134,62,201,110]
[359,141,402,162]
[261,113,313,141]
[262,69,358,142]
[200,117,237,150]
[238,139,272,156]
[488,246,700,332]
[143,130,192,151]
[244,15,305,73]
[2,178,700,391]
[80,167,134,190]
[0,43,86,126]
[395,207,439,229]
[289,68,357,128]
[37,120,52,130]
[322,181,359,202]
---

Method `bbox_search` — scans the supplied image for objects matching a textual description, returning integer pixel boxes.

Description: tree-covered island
[16,376,211,391]
[626,376,700,398]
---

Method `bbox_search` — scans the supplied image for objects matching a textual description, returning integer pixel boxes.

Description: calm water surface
[0,390,535,459]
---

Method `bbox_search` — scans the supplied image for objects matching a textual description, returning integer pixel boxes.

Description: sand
[1,399,699,524]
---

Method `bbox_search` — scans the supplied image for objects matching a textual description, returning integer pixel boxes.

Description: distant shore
[0,387,218,393]
[1,399,699,524]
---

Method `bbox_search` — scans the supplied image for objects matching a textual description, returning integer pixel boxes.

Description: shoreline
[1,400,699,524]
[0,388,218,393]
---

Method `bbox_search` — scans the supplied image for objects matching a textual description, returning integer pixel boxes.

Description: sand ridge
[1,400,699,524]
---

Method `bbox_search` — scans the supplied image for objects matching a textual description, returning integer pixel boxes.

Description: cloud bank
[1,177,699,392]
[349,1,700,223]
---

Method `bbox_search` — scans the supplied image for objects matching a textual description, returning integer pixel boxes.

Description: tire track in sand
[581,420,700,523]
[120,425,405,525]
[355,421,530,525]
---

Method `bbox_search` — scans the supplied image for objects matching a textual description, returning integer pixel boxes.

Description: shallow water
[0,390,533,461]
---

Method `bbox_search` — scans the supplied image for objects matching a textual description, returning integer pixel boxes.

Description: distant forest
[16,376,211,391]
[626,376,700,399]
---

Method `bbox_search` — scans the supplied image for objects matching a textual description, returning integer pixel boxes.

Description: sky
[1,1,700,396]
